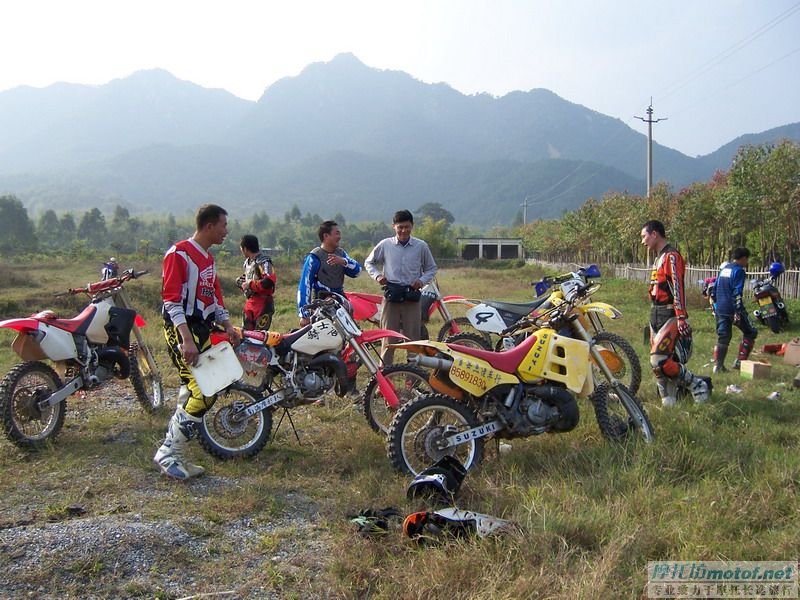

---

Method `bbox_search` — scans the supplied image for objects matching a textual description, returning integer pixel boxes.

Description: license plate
[757,297,773,306]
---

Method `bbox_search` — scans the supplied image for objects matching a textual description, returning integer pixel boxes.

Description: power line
[656,2,800,104]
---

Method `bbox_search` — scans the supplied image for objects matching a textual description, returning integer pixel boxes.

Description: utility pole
[634,99,667,197]
[520,195,529,225]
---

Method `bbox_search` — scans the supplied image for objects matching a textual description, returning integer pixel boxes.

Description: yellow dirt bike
[445,265,642,394]
[386,277,654,474]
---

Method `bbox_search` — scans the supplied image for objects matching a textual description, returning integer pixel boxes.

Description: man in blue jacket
[712,247,758,373]
[297,220,362,326]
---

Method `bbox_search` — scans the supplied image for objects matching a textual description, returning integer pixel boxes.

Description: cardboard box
[783,339,800,367]
[740,360,772,380]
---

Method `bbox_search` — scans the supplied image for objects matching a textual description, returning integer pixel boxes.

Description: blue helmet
[769,262,785,279]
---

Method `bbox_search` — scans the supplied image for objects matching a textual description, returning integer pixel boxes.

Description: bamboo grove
[519,140,800,268]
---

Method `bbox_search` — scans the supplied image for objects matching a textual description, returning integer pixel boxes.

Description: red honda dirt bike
[346,278,477,341]
[196,293,422,458]
[0,269,164,449]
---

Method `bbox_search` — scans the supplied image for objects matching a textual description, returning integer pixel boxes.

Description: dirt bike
[445,265,642,395]
[0,269,164,449]
[385,275,654,474]
[197,293,414,459]
[346,278,477,341]
[752,262,790,334]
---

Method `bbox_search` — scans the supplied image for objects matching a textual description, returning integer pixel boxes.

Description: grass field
[0,257,798,599]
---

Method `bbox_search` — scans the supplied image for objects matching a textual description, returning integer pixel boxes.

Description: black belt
[651,303,674,309]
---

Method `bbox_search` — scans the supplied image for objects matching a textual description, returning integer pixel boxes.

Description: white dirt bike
[0,269,164,449]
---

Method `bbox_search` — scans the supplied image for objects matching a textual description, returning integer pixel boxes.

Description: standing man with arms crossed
[237,234,276,330]
[297,220,362,326]
[365,210,438,364]
[154,204,240,480]
[641,219,709,406]
[711,247,757,373]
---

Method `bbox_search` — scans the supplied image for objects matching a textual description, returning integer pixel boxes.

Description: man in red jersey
[641,219,709,407]
[154,204,240,479]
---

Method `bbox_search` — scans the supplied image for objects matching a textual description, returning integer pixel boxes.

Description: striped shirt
[162,238,230,327]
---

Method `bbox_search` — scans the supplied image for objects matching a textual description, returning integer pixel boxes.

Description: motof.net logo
[647,561,798,598]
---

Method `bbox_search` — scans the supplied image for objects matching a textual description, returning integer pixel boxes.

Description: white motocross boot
[687,376,710,403]
[657,378,677,407]
[154,400,205,479]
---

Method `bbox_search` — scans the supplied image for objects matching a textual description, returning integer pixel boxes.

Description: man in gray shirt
[365,209,438,363]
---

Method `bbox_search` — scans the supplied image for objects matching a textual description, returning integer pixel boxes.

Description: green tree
[416,202,455,225]
[60,213,77,244]
[37,209,61,249]
[77,208,108,249]
[0,195,37,254]
[414,217,456,258]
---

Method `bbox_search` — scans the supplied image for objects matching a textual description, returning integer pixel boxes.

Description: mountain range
[1,53,798,226]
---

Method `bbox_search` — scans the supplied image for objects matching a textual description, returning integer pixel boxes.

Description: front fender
[358,328,408,344]
[577,302,622,319]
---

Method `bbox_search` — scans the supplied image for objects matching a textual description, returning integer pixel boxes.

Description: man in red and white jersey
[154,204,240,480]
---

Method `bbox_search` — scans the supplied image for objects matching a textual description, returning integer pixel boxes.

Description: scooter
[752,262,790,333]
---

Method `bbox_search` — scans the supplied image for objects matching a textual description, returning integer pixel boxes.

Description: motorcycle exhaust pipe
[413,354,454,371]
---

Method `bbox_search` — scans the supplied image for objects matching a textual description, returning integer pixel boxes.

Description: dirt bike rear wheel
[129,343,164,413]
[0,361,66,450]
[436,318,491,344]
[443,331,493,351]
[198,384,273,459]
[387,393,483,475]
[591,382,654,443]
[362,364,432,435]
[591,332,642,395]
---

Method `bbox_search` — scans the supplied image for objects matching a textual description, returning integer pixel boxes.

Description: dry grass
[0,257,799,598]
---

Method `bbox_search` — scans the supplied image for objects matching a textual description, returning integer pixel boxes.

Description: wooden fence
[526,259,800,301]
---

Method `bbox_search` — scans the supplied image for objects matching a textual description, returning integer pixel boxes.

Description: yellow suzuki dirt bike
[386,280,654,474]
[446,265,642,395]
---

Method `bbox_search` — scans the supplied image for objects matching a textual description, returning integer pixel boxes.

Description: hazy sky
[2,0,798,156]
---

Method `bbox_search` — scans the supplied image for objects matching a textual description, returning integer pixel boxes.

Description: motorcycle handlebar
[54,267,149,297]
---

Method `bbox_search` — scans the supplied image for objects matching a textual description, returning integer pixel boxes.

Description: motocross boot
[732,339,754,370]
[712,344,728,374]
[657,378,678,407]
[681,368,709,403]
[154,403,205,480]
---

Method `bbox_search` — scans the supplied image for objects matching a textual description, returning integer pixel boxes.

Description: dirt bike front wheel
[362,364,432,435]
[198,384,273,459]
[0,361,66,450]
[591,332,642,395]
[129,343,164,413]
[387,393,484,475]
[436,317,492,345]
[591,382,654,443]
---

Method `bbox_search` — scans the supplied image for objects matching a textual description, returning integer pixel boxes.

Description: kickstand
[272,407,302,445]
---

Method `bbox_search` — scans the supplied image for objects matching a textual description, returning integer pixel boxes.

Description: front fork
[347,337,401,409]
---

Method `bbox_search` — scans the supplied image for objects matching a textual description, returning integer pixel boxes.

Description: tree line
[0,197,472,263]
[519,140,800,268]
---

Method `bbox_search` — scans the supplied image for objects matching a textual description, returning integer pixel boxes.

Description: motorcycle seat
[482,296,551,320]
[39,304,97,335]
[275,324,314,356]
[449,333,539,374]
